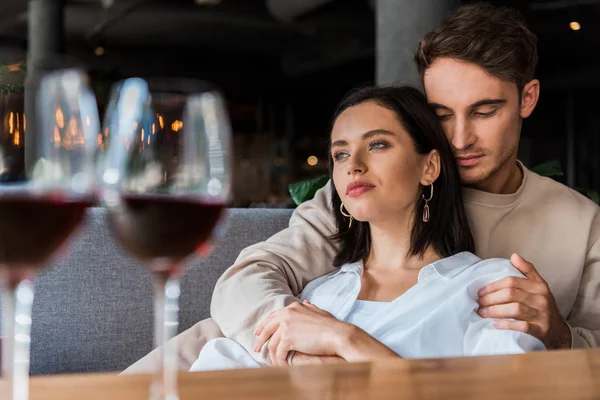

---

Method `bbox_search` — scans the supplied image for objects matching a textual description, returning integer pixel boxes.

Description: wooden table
[2,348,600,399]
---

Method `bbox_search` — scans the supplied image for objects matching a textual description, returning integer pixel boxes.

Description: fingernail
[478,288,487,297]
[254,345,260,352]
[479,307,488,316]
[492,319,501,328]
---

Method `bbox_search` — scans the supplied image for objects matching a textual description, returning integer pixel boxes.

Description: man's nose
[450,118,476,151]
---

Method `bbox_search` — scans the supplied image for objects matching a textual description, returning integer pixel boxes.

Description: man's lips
[456,155,483,167]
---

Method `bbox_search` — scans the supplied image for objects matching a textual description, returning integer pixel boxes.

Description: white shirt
[345,300,388,329]
[190,252,545,371]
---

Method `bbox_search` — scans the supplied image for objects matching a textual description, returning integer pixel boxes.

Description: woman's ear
[420,150,440,186]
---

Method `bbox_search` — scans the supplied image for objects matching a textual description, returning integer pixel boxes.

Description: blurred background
[0,0,598,207]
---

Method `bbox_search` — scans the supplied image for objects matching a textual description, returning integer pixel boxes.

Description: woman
[190,86,545,371]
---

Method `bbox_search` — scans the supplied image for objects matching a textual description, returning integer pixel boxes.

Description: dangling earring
[340,202,353,228]
[422,183,434,223]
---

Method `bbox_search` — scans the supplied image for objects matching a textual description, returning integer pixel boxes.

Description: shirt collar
[426,252,481,279]
[334,252,481,280]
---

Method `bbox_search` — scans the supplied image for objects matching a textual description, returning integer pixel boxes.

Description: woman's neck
[365,217,442,272]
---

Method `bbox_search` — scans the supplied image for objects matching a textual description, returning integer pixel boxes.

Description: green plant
[0,63,26,94]
[530,160,563,178]
[287,159,599,205]
[288,174,329,206]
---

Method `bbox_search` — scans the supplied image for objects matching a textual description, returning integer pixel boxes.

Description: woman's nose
[346,160,367,175]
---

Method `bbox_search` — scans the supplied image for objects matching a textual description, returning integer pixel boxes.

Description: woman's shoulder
[300,262,361,300]
[453,255,526,290]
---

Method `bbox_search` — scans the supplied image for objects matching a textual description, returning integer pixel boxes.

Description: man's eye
[474,110,497,118]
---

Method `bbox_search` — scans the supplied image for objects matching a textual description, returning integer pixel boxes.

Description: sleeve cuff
[568,323,590,349]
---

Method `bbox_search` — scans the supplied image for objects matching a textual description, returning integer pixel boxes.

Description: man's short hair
[414,2,538,94]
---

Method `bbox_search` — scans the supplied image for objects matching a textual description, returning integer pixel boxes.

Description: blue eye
[333,152,349,161]
[369,141,388,150]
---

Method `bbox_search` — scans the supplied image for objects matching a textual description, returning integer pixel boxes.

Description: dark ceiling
[0,0,599,92]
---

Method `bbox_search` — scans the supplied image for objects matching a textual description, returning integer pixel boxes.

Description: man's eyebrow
[429,103,452,111]
[468,99,507,112]
[331,129,395,148]
[429,99,507,113]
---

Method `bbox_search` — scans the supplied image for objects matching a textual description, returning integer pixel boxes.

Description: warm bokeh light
[570,21,581,31]
[307,156,318,166]
[171,120,183,132]
[56,107,64,128]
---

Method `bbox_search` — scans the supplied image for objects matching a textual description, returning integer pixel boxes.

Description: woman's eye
[333,152,349,161]
[369,141,388,150]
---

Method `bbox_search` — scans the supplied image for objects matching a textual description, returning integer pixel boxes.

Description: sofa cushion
[1,207,292,374]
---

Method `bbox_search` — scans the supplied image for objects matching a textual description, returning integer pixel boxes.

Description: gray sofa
[2,207,293,375]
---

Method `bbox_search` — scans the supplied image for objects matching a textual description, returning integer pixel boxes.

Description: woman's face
[331,101,434,225]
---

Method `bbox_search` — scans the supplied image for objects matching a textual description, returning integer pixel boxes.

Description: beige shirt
[210,164,600,364]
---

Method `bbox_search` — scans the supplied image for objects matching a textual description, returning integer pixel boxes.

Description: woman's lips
[347,185,374,197]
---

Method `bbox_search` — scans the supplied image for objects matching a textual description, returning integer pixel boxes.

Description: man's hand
[477,253,571,349]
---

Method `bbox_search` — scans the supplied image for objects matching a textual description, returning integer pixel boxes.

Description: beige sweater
[123,163,600,373]
[210,164,600,364]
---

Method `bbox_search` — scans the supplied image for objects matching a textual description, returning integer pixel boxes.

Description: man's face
[423,58,523,190]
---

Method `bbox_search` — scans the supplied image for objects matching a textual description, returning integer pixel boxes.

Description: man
[124,3,599,372]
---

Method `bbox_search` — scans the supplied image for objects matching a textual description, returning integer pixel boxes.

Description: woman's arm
[211,184,338,365]
[290,352,347,366]
[255,301,400,365]
[332,323,399,362]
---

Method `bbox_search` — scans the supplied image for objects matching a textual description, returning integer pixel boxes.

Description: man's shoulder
[525,168,599,214]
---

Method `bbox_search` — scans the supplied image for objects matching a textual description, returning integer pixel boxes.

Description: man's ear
[420,150,440,186]
[520,79,540,118]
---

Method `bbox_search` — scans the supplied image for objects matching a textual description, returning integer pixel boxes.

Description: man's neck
[468,158,523,195]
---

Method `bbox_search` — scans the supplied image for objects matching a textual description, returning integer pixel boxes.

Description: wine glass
[97,78,232,400]
[0,68,98,399]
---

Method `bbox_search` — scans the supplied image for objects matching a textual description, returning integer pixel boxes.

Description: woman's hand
[254,300,351,365]
[290,352,347,366]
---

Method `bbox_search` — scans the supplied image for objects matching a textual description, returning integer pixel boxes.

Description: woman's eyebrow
[331,129,395,148]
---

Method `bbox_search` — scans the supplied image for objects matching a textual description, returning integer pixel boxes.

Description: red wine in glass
[0,193,91,284]
[107,195,225,279]
[99,78,232,400]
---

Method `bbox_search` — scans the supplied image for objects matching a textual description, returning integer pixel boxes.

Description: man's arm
[565,212,600,348]
[210,183,338,364]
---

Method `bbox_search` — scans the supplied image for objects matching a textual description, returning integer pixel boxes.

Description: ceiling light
[307,156,318,166]
[95,46,105,56]
[570,21,581,31]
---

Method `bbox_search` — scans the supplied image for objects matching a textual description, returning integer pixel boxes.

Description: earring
[340,202,353,228]
[422,183,434,223]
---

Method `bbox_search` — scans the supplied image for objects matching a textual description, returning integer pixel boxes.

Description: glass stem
[2,279,34,400]
[150,276,180,400]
